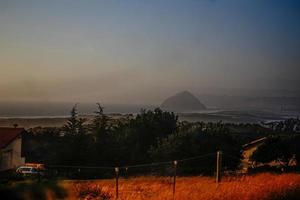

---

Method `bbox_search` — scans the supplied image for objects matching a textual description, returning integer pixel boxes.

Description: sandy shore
[0,117,70,129]
[0,114,131,129]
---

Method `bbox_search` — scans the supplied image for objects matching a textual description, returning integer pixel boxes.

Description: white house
[0,128,26,171]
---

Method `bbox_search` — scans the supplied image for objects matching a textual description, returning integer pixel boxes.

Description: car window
[20,168,31,172]
[31,168,38,172]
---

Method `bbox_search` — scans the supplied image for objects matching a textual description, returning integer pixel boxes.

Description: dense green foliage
[149,122,242,174]
[22,105,300,176]
[23,105,179,167]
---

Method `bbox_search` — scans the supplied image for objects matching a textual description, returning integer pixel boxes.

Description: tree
[63,104,86,135]
[22,127,62,165]
[149,122,242,175]
[126,108,178,163]
[90,103,113,166]
[92,103,110,138]
[283,135,300,167]
[60,104,90,165]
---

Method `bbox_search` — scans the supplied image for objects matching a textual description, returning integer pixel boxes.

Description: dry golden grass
[63,173,300,200]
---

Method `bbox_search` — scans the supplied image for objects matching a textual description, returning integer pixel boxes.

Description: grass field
[63,173,300,200]
[1,173,300,200]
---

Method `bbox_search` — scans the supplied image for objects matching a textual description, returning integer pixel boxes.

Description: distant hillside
[197,95,300,112]
[161,91,206,112]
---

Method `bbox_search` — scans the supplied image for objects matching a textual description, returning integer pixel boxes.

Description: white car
[16,166,41,176]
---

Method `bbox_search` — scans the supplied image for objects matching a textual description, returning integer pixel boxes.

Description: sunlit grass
[64,173,300,200]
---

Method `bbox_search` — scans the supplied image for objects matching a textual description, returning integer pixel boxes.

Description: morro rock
[161,91,206,112]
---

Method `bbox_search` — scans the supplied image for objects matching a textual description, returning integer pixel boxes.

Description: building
[0,128,26,171]
[241,137,267,172]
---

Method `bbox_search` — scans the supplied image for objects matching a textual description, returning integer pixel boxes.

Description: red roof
[0,128,25,149]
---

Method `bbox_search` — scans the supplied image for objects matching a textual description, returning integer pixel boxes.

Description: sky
[0,0,299,105]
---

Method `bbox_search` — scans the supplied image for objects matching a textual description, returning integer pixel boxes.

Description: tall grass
[65,173,300,200]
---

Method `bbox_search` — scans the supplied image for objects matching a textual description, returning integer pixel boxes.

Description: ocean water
[0,102,155,118]
[0,102,299,123]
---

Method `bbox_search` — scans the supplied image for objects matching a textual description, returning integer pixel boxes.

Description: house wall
[0,136,25,171]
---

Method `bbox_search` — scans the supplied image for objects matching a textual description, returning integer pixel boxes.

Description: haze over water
[0,0,300,116]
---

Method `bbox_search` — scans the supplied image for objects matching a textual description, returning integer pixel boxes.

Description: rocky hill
[161,91,206,112]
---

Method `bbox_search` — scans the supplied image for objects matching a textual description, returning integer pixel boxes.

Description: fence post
[216,151,222,184]
[115,167,119,199]
[125,167,128,179]
[173,160,177,200]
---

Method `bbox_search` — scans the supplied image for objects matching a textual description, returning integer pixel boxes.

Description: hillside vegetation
[21,104,300,178]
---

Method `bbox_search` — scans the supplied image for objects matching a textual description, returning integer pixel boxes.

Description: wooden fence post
[125,167,128,179]
[173,160,177,200]
[216,151,222,184]
[115,167,119,199]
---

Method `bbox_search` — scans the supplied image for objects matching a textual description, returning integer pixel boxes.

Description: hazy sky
[0,0,299,104]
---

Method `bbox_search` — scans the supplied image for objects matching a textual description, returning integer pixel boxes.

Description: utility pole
[173,160,177,200]
[115,167,119,199]
[216,151,222,184]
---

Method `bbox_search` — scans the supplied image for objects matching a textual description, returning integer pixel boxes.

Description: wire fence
[38,151,249,199]
[6,150,299,199]
[45,152,246,178]
[43,152,222,199]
